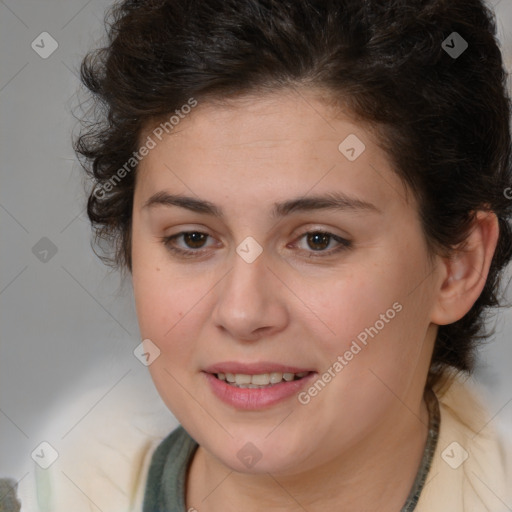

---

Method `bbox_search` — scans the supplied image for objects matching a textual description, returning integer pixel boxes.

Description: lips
[202,361,317,409]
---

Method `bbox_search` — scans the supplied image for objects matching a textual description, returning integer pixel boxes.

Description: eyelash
[159,230,352,259]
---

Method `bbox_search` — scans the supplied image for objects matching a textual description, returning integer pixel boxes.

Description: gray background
[1,0,511,481]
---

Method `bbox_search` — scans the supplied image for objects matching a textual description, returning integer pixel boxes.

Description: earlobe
[431,211,499,326]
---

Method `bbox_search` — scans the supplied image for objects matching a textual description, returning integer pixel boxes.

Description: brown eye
[306,232,331,251]
[293,231,352,257]
[182,232,208,249]
[160,231,214,257]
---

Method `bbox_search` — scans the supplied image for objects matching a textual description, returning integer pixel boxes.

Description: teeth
[216,371,309,387]
[234,374,252,385]
[252,373,271,385]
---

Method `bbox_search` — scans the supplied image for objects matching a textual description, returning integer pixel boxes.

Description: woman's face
[131,89,442,474]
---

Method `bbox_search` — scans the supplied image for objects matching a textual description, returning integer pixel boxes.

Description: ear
[430,210,499,326]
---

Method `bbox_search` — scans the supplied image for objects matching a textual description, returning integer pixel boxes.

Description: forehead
[135,89,412,216]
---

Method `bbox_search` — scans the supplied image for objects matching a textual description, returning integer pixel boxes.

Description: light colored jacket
[13,370,512,511]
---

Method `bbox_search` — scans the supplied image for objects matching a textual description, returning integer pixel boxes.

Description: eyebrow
[142,191,381,218]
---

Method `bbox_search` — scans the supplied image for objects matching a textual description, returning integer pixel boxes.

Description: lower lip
[203,372,317,410]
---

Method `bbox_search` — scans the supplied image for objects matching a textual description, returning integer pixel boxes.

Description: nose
[211,248,289,342]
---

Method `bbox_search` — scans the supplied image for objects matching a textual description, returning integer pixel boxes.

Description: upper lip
[203,362,315,375]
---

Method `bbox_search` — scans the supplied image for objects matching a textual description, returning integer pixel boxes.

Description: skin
[130,88,498,512]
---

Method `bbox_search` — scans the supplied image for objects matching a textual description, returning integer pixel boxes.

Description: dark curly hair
[74,0,512,388]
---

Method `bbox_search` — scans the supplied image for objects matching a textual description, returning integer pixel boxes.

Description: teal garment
[142,426,199,512]
[143,389,440,511]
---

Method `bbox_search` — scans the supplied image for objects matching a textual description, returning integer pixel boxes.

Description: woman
[9,0,512,510]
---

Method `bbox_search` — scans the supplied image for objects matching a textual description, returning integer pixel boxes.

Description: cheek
[131,228,182,337]
[297,249,430,370]
[295,265,399,345]
[133,268,196,348]
[132,262,209,419]
[131,244,212,375]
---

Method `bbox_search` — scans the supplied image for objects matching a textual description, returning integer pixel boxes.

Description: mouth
[212,371,312,388]
[202,364,317,409]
